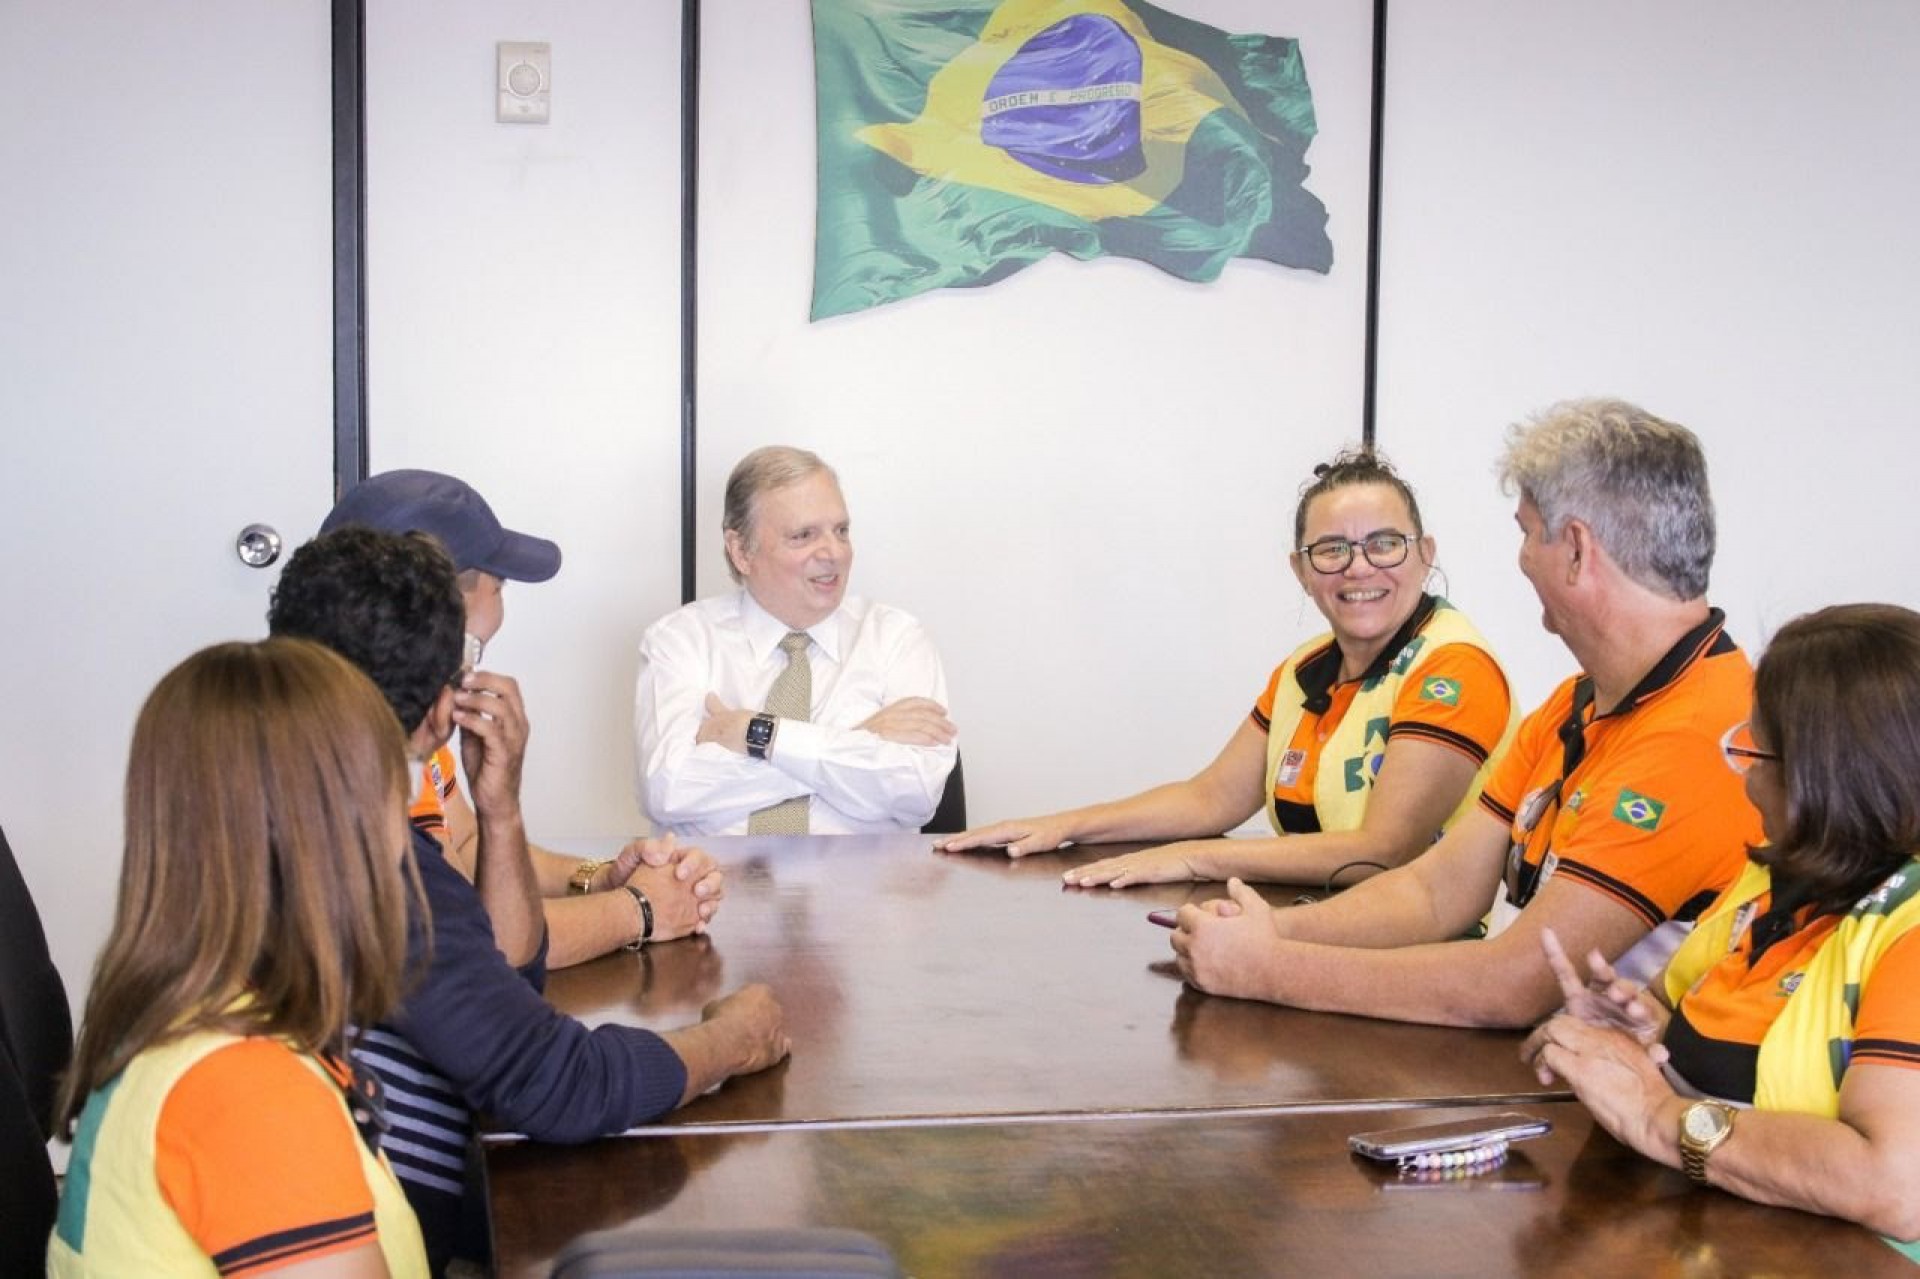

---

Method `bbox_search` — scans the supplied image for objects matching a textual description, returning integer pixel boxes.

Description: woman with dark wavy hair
[1527,603,1920,1256]
[49,638,427,1277]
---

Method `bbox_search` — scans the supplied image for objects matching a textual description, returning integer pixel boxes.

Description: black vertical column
[331,0,369,497]
[679,0,702,603]
[1360,0,1388,451]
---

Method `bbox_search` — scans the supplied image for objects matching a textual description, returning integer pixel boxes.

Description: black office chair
[920,751,966,835]
[550,1226,900,1278]
[0,824,72,1275]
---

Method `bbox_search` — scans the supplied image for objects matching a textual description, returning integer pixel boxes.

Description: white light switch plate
[497,41,550,124]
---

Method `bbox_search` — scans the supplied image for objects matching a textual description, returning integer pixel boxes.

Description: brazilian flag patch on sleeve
[1612,788,1666,832]
[1418,676,1460,706]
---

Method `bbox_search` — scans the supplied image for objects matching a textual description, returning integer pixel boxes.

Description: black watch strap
[745,712,777,760]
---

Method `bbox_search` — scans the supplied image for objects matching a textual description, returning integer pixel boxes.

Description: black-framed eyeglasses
[1297,529,1416,575]
[1720,721,1778,776]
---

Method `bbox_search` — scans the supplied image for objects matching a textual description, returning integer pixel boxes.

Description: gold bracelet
[568,859,606,895]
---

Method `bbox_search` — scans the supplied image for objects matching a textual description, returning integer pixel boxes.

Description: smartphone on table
[1348,1112,1550,1163]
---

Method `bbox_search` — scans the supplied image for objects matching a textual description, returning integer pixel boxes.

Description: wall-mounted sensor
[497,41,550,124]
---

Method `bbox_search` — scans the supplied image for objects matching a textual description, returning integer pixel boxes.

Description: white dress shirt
[635,590,956,836]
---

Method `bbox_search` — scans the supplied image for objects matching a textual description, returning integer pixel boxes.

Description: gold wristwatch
[1677,1099,1736,1184]
[569,859,607,895]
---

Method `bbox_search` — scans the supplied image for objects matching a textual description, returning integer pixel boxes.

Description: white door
[362,4,685,841]
[1,2,335,1010]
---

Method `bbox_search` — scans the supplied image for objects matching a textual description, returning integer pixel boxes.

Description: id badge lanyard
[1503,677,1595,910]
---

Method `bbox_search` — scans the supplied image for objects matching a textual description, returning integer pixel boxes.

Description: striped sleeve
[1552,721,1758,930]
[353,1025,472,1198]
[155,1040,379,1276]
[1478,678,1569,824]
[1550,862,1668,931]
[1852,929,1920,1074]
[1385,643,1512,765]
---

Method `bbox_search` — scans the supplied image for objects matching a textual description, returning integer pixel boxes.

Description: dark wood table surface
[489,1102,1908,1278]
[492,835,1900,1276]
[533,834,1560,1130]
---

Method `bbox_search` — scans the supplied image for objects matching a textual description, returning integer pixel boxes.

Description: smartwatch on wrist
[745,712,777,760]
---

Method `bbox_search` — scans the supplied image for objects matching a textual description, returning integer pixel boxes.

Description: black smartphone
[1348,1112,1550,1162]
[1147,909,1178,928]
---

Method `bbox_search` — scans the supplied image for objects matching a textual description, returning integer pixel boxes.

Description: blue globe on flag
[812,0,1335,320]
[980,14,1145,185]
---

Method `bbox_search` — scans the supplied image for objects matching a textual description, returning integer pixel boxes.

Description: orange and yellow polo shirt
[408,744,459,845]
[1253,595,1514,836]
[1479,609,1759,931]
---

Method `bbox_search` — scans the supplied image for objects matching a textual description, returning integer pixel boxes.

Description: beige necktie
[747,631,812,834]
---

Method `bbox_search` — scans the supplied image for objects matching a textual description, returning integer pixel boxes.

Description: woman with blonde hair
[49,638,428,1277]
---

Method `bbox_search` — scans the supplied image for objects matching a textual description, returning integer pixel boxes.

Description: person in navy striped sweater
[269,526,790,1277]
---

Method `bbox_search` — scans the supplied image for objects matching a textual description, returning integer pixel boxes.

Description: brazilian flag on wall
[811,0,1334,320]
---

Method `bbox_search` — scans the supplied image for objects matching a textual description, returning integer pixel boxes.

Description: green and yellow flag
[811,0,1333,320]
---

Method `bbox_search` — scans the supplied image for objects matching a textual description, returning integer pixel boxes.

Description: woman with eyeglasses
[1525,603,1920,1255]
[49,639,428,1278]
[937,451,1520,891]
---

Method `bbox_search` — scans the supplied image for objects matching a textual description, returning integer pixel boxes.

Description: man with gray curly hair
[1171,398,1762,1028]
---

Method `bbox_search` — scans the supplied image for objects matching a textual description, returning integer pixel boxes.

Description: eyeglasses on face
[1298,529,1415,575]
[1720,720,1779,775]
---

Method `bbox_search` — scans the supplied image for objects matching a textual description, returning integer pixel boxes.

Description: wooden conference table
[486,834,1902,1276]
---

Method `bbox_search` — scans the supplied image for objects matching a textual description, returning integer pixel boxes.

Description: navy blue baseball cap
[321,469,562,583]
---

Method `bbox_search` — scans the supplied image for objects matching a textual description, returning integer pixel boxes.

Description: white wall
[692,0,1920,826]
[697,0,1379,824]
[1378,1,1920,707]
[3,2,335,1013]
[9,0,1920,1030]
[362,1,685,839]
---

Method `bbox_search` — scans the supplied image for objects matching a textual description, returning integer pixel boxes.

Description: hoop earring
[1424,563,1450,600]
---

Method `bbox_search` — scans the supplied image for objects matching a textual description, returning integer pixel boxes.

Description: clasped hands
[695,693,956,753]
[1168,898,1684,1145]
[1520,929,1682,1157]
[1167,878,1281,1000]
[1521,927,1669,1081]
[597,833,726,941]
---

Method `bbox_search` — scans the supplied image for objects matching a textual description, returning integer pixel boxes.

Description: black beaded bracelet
[620,884,654,951]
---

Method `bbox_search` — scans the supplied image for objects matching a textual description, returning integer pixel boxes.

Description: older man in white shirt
[635,446,958,836]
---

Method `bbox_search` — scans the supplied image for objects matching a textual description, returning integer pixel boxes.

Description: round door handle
[236,523,283,568]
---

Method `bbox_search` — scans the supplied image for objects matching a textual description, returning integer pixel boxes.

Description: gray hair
[721,445,836,583]
[1496,398,1715,601]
